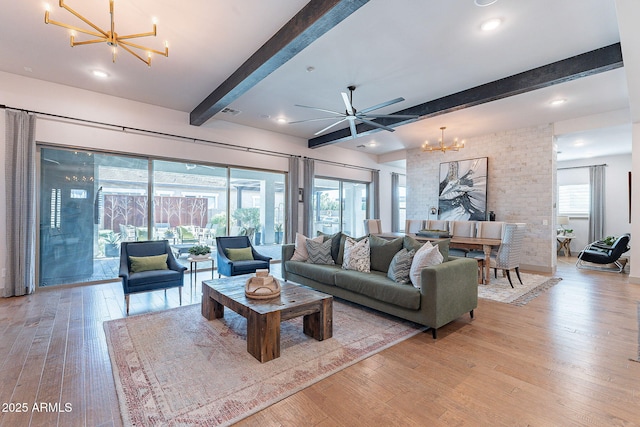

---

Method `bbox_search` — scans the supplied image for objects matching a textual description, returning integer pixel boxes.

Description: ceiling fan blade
[294,104,346,116]
[359,97,405,114]
[341,92,354,115]
[314,118,348,136]
[289,116,344,124]
[362,114,419,119]
[349,120,358,138]
[358,117,396,132]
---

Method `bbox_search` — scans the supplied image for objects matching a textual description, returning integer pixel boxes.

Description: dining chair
[425,219,449,231]
[471,223,526,287]
[449,220,477,257]
[476,221,506,239]
[364,219,382,234]
[405,219,424,233]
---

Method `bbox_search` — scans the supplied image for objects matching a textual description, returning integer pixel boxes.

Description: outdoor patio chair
[576,233,630,272]
[216,236,271,277]
[177,225,198,244]
[119,240,187,315]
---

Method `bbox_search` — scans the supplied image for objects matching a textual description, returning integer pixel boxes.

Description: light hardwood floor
[1,258,639,426]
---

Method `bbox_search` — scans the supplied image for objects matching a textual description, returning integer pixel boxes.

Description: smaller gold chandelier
[422,127,465,153]
[44,0,168,67]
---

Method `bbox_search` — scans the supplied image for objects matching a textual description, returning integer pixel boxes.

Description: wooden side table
[557,235,573,257]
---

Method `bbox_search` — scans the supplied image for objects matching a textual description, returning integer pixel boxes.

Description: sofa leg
[470,309,474,319]
[179,287,182,306]
[431,328,437,339]
[125,295,130,315]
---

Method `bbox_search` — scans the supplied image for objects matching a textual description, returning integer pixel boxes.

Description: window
[558,184,590,216]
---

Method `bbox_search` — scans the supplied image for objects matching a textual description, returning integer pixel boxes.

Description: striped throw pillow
[306,238,335,265]
[387,248,416,284]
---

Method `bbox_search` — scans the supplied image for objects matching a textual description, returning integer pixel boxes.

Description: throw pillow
[317,231,343,264]
[225,247,254,261]
[387,248,416,284]
[409,242,444,288]
[129,254,168,273]
[342,236,370,272]
[306,238,335,265]
[291,233,323,261]
[403,235,449,262]
[369,235,403,272]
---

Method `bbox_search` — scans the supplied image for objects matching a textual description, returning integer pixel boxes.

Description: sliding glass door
[39,148,148,286]
[312,178,368,237]
[38,147,287,287]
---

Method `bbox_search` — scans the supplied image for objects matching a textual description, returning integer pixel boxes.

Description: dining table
[375,232,503,285]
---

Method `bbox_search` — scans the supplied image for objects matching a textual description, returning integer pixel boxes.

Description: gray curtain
[286,156,300,243]
[391,172,400,232]
[588,165,606,242]
[303,157,315,236]
[5,110,37,297]
[371,169,380,220]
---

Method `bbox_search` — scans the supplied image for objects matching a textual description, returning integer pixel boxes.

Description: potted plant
[188,244,211,260]
[103,231,121,257]
[254,224,262,246]
[274,223,283,244]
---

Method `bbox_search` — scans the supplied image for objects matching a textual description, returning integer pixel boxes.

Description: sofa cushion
[225,247,254,261]
[285,261,342,284]
[306,238,335,265]
[342,236,370,272]
[318,231,343,264]
[369,235,403,273]
[291,233,323,261]
[410,242,444,288]
[334,270,421,310]
[129,254,168,273]
[387,248,416,284]
[403,235,449,262]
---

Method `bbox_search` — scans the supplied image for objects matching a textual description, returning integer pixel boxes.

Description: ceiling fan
[289,85,419,138]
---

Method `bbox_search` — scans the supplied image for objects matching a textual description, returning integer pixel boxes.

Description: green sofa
[281,234,478,338]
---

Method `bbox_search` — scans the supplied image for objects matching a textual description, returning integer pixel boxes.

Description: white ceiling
[0,0,631,164]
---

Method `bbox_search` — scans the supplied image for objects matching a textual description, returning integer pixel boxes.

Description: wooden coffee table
[201,276,333,363]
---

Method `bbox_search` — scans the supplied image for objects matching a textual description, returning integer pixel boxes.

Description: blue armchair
[216,236,271,278]
[119,240,187,314]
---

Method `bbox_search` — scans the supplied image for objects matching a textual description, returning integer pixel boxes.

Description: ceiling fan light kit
[44,0,168,67]
[422,127,465,153]
[290,85,419,139]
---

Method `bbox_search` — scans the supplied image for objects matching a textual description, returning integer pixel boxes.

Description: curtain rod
[2,104,378,172]
[558,163,607,171]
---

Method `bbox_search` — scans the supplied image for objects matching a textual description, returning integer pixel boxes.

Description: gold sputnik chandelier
[44,0,168,67]
[422,127,465,153]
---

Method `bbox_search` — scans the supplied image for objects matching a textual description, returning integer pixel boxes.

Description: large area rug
[104,301,425,427]
[478,272,562,306]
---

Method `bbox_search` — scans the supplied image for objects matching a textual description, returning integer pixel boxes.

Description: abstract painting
[438,157,488,221]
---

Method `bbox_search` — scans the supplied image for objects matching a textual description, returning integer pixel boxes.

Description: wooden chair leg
[125,295,130,315]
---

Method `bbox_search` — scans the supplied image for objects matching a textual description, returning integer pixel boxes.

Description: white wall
[407,124,556,272]
[557,154,632,252]
[0,72,404,293]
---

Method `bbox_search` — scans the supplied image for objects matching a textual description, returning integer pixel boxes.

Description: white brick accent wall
[407,124,556,272]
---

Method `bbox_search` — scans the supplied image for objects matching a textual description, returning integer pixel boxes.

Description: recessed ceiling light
[475,0,498,6]
[276,117,287,124]
[480,18,502,31]
[550,98,567,106]
[306,66,315,73]
[91,69,109,78]
[573,140,584,147]
[23,66,33,73]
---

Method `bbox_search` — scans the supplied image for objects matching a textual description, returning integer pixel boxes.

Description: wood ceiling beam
[308,42,623,148]
[189,0,369,126]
